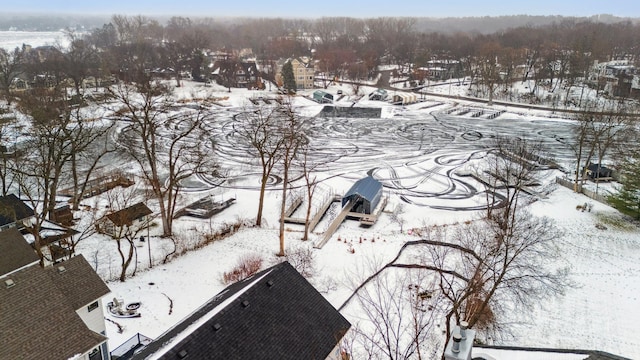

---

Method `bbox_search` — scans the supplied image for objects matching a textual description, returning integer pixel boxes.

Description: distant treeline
[0,13,637,34]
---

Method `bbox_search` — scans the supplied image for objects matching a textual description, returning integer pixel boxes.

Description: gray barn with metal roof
[342,176,383,215]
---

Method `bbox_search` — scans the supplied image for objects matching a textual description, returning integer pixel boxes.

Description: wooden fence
[555,177,609,204]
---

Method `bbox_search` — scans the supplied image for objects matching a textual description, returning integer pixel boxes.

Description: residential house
[1,251,111,360]
[0,194,79,265]
[415,59,462,81]
[98,202,152,238]
[212,60,262,89]
[276,57,316,90]
[128,261,351,360]
[590,59,636,96]
[0,194,35,231]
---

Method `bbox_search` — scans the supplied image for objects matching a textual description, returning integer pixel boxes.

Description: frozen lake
[0,30,69,51]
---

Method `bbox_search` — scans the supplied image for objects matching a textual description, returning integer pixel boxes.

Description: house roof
[0,255,108,359]
[21,218,80,247]
[0,227,39,276]
[107,202,152,227]
[0,194,34,227]
[132,261,351,360]
[45,255,111,309]
[586,163,612,172]
[344,175,383,203]
[473,345,631,360]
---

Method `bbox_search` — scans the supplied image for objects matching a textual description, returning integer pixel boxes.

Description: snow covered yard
[60,80,639,359]
[97,183,640,358]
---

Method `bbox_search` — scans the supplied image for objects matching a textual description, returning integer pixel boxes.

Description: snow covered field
[1,34,638,358]
[64,81,638,358]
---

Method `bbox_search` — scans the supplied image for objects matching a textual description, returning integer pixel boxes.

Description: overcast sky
[5,0,640,18]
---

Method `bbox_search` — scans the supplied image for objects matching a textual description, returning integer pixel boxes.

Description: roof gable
[133,261,350,360]
[46,255,111,309]
[0,194,34,227]
[344,176,383,202]
[0,257,107,359]
[106,202,152,227]
[0,227,39,276]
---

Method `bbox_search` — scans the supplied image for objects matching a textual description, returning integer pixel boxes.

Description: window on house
[88,347,101,360]
[87,301,99,312]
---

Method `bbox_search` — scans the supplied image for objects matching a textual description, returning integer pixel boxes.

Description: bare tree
[109,80,213,236]
[12,88,107,262]
[475,42,502,105]
[0,46,25,105]
[389,204,406,234]
[0,118,17,195]
[102,187,151,282]
[346,259,443,360]
[298,141,319,241]
[571,100,630,192]
[277,100,305,256]
[342,137,568,345]
[235,105,285,226]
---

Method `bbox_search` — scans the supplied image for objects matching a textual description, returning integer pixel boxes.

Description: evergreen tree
[282,60,296,92]
[608,159,640,219]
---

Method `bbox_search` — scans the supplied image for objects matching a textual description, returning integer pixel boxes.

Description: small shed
[342,176,383,215]
[313,90,334,103]
[584,163,613,180]
[99,202,153,237]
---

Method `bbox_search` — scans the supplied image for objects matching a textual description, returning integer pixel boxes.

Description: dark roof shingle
[0,227,39,276]
[133,261,351,360]
[46,255,111,309]
[0,194,34,227]
[0,256,108,359]
[106,202,152,227]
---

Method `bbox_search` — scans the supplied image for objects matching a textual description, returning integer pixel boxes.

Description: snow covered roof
[21,218,79,246]
[131,261,350,360]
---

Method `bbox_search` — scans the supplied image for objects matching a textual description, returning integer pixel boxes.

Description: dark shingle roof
[0,194,34,227]
[133,261,351,360]
[0,255,108,359]
[0,227,39,276]
[107,202,152,227]
[46,255,111,309]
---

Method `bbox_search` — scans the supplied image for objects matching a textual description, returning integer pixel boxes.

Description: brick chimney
[443,321,476,360]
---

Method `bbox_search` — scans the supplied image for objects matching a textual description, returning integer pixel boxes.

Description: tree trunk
[256,173,268,226]
[278,164,289,257]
